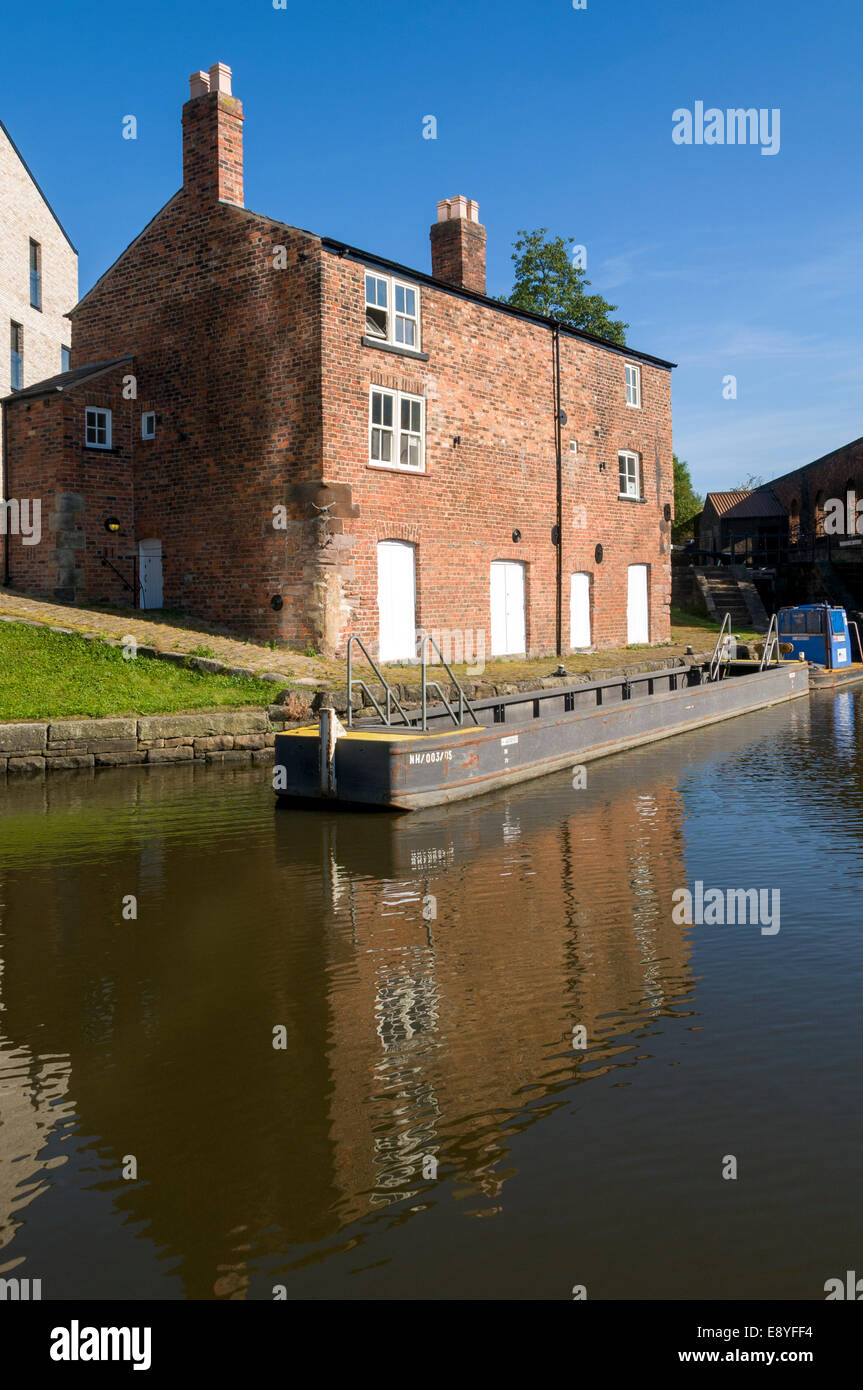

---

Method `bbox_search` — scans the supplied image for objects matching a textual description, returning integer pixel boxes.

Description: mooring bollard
[318,706,345,797]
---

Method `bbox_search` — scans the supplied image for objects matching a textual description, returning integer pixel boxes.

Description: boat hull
[274,663,809,811]
[807,662,863,690]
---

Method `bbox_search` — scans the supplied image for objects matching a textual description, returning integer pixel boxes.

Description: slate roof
[723,489,787,520]
[2,358,133,403]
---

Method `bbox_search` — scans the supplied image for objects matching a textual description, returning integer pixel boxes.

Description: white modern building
[0,116,78,490]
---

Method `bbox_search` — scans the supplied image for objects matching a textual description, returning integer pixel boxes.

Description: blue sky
[2,0,860,495]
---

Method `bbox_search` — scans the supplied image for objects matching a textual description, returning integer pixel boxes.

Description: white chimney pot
[437,195,478,223]
[208,62,233,95]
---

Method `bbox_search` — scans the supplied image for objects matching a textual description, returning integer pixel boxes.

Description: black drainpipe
[2,399,10,587]
[551,320,563,656]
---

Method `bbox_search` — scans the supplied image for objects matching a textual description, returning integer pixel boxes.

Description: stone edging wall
[0,707,296,776]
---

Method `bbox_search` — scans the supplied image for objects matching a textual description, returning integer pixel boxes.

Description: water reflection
[0,693,860,1299]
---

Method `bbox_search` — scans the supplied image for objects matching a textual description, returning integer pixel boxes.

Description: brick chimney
[182,63,244,207]
[430,196,487,294]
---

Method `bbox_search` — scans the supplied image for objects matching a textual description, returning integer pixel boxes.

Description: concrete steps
[694,567,768,632]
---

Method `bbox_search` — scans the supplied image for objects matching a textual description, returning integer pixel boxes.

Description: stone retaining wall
[0,707,295,775]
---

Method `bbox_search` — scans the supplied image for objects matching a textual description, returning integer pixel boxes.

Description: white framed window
[398,394,423,469]
[365,274,389,339]
[619,450,641,499]
[625,362,641,408]
[365,272,421,350]
[61,345,71,373]
[393,282,419,347]
[141,411,156,440]
[85,406,112,449]
[369,388,425,472]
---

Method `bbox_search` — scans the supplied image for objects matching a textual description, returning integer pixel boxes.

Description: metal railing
[708,612,732,682]
[759,612,781,670]
[418,632,480,730]
[346,635,411,729]
[406,663,697,728]
[346,633,481,730]
[99,553,136,598]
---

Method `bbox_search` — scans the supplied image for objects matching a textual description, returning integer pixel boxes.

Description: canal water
[0,690,861,1301]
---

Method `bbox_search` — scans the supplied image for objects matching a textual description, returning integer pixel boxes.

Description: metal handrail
[346,635,411,728]
[418,632,480,729]
[347,662,699,730]
[99,554,136,597]
[759,612,781,670]
[708,612,732,682]
[423,680,462,728]
[849,620,863,664]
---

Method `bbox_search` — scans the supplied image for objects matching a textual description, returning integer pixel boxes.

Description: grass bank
[0,622,277,720]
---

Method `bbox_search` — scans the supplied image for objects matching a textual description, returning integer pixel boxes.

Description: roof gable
[0,116,77,253]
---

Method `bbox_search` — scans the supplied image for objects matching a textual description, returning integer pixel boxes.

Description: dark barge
[274,628,809,812]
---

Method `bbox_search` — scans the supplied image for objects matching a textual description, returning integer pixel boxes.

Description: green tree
[505,229,628,344]
[672,455,703,542]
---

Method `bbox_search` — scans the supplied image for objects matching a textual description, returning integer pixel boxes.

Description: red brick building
[2,62,675,660]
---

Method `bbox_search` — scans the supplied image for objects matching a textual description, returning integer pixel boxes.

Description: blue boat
[777,603,863,688]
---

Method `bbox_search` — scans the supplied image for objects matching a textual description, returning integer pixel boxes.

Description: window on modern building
[365,273,420,349]
[369,388,425,471]
[618,450,641,499]
[85,406,112,449]
[61,345,71,372]
[10,322,23,390]
[625,362,641,408]
[141,411,156,440]
[29,240,41,310]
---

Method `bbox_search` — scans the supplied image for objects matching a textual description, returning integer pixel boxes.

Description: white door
[139,540,163,610]
[570,572,591,648]
[490,561,526,655]
[627,563,649,644]
[377,541,416,661]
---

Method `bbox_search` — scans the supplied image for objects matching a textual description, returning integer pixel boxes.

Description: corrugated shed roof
[704,490,752,514]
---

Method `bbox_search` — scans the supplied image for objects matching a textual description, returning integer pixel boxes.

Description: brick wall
[319,251,673,657]
[767,438,863,533]
[4,365,135,601]
[71,199,324,641]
